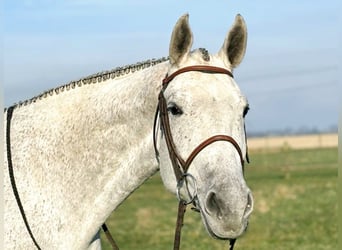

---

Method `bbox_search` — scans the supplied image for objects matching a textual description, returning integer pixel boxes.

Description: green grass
[100,147,337,249]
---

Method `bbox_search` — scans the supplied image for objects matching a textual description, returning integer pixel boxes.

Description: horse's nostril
[244,191,254,218]
[205,190,253,221]
[205,192,222,218]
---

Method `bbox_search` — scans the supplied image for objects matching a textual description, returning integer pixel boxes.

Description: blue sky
[3,0,340,133]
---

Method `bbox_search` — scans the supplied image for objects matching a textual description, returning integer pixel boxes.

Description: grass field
[100,147,337,250]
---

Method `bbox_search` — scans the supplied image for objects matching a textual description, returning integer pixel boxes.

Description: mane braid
[5,57,169,111]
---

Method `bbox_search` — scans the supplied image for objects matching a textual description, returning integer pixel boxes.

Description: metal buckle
[176,173,198,205]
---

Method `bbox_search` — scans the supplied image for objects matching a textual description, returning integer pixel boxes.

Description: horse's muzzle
[202,189,254,239]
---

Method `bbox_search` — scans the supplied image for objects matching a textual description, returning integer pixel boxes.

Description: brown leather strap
[162,65,233,88]
[158,91,185,181]
[184,135,244,173]
[6,106,42,250]
[173,201,187,250]
[102,224,119,250]
[229,239,237,250]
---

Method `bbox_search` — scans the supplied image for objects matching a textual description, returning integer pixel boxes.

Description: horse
[4,14,253,249]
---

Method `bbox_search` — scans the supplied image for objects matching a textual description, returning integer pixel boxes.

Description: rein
[6,106,42,250]
[5,106,118,250]
[154,65,246,250]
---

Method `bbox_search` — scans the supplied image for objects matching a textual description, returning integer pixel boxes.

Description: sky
[3,0,340,133]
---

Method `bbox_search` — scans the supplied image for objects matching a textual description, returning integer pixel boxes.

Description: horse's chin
[200,211,248,240]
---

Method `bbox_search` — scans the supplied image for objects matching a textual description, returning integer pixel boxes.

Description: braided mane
[6,57,169,110]
[5,47,211,111]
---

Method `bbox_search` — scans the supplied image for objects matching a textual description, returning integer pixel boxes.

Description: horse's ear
[169,14,193,65]
[218,14,247,68]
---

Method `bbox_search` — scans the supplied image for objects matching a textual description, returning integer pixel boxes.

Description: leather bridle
[153,65,248,250]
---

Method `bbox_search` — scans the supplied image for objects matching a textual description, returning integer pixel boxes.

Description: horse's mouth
[197,205,249,240]
[204,216,248,240]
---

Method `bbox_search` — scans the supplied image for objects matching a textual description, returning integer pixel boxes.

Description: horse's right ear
[169,14,193,65]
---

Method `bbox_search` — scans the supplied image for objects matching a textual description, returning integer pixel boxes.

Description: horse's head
[157,14,253,240]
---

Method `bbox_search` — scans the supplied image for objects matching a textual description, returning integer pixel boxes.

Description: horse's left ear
[218,14,247,68]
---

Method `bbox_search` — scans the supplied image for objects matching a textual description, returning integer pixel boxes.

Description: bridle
[5,65,248,250]
[153,65,249,250]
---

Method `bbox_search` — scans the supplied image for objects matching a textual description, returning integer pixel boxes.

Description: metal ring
[176,173,198,205]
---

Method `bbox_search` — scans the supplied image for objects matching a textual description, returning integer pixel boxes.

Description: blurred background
[3,1,339,249]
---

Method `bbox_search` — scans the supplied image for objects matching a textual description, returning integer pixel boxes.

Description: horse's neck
[7,61,168,247]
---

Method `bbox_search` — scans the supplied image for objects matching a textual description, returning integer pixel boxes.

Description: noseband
[153,65,248,250]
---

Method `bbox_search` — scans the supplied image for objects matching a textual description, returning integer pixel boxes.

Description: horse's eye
[243,105,249,118]
[167,103,183,116]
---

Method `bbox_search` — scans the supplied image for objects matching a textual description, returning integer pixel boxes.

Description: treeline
[247,124,338,138]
